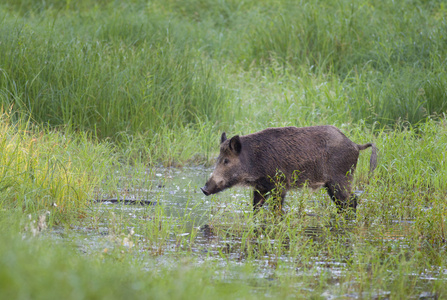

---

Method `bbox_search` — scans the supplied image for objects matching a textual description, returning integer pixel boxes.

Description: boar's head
[201,132,245,196]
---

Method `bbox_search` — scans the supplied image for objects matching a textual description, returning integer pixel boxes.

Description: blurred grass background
[1,0,446,143]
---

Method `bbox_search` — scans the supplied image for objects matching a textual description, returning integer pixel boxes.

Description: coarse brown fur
[201,126,377,213]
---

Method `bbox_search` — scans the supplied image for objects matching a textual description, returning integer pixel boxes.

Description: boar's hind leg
[325,178,357,213]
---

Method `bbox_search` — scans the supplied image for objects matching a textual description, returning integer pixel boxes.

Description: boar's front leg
[253,190,267,211]
[253,189,286,214]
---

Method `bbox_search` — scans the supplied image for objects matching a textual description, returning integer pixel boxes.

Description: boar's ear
[220,132,227,144]
[229,135,242,154]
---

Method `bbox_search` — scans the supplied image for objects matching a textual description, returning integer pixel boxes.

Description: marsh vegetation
[0,0,447,298]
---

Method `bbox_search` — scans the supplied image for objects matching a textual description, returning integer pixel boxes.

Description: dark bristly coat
[201,126,377,213]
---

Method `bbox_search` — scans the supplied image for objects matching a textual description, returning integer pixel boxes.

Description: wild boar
[201,126,377,213]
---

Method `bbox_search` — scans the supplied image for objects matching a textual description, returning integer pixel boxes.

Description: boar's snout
[200,186,211,196]
[201,177,222,196]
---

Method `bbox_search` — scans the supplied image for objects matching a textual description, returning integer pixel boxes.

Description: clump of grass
[349,119,447,231]
[0,112,115,223]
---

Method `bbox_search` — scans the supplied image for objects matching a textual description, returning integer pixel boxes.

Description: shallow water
[50,166,443,298]
[75,166,405,252]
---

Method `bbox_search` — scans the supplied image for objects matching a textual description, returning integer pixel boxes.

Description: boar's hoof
[201,187,211,196]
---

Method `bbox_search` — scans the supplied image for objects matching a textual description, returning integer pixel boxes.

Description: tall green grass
[0,112,116,223]
[0,10,228,139]
[1,0,447,160]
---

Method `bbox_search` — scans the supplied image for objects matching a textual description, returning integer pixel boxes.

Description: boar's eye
[223,158,230,165]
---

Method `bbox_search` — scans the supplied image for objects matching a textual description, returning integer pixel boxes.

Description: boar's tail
[357,143,378,174]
